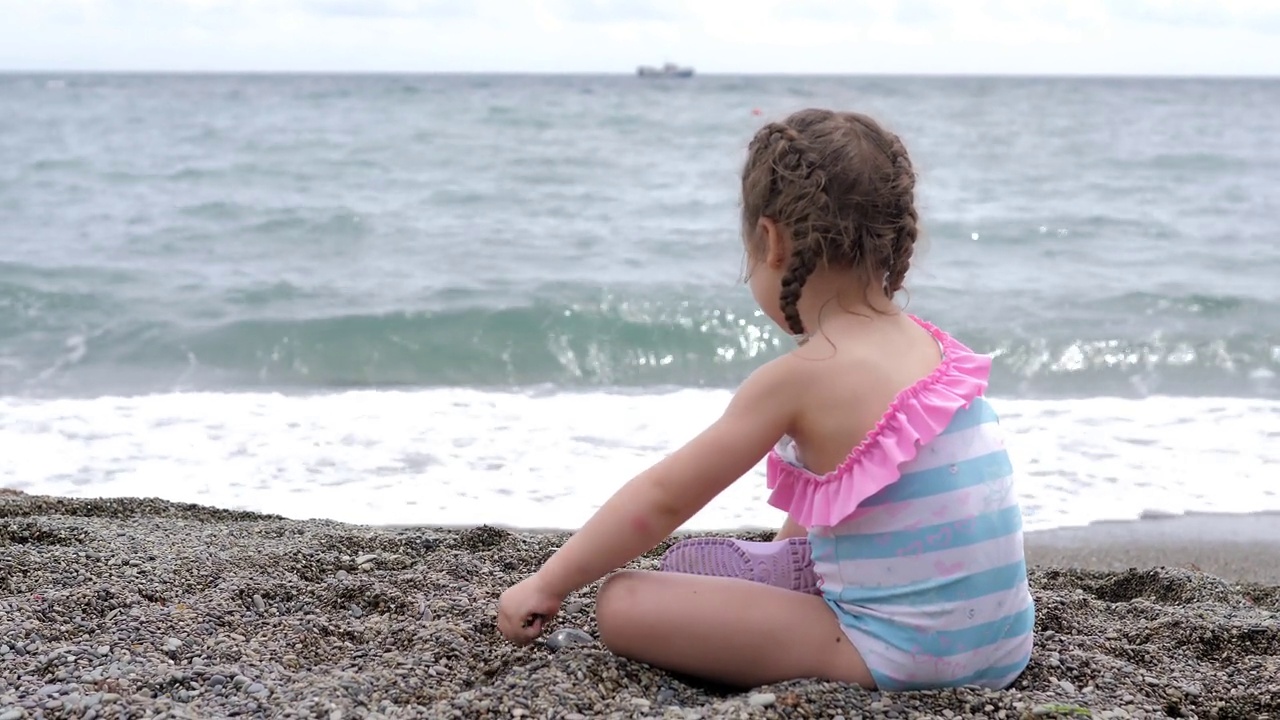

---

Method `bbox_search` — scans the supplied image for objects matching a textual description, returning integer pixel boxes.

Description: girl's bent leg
[594,570,874,689]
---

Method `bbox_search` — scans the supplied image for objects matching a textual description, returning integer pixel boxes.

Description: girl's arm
[531,356,801,599]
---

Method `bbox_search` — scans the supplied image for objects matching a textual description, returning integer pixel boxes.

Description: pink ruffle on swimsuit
[767,316,1035,691]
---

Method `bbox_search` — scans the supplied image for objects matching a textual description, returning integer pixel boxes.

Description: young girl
[496,108,1034,692]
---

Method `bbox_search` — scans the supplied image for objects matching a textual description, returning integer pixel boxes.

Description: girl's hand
[497,574,563,645]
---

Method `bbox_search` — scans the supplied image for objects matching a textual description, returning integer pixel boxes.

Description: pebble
[544,628,594,650]
[2,494,1278,719]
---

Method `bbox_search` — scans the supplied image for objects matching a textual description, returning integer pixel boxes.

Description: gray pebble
[544,628,594,650]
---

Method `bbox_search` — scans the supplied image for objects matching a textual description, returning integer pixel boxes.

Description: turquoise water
[1,74,1277,530]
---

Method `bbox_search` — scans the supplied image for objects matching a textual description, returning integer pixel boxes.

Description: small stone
[246,683,265,695]
[165,638,182,651]
[252,595,266,612]
[544,628,594,650]
[1059,680,1076,694]
[335,570,349,580]
[748,693,776,707]
[0,710,23,720]
[208,675,228,687]
[354,554,377,565]
[629,698,651,708]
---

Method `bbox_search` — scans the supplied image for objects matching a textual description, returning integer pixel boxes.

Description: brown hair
[741,108,919,337]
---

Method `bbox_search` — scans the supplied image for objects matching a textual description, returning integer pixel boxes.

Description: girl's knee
[594,570,650,649]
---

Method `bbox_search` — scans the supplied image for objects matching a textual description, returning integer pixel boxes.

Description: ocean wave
[1,288,1275,398]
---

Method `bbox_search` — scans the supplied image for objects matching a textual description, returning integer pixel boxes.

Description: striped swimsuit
[766,316,1034,691]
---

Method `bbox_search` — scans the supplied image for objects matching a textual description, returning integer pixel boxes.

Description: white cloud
[0,0,1276,75]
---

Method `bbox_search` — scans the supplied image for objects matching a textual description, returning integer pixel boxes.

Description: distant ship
[636,62,694,78]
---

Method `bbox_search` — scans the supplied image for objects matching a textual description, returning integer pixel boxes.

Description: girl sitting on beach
[496,108,1035,692]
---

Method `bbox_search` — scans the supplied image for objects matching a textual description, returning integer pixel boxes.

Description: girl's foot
[659,537,821,595]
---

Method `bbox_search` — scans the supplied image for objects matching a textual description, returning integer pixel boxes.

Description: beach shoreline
[2,490,1278,719]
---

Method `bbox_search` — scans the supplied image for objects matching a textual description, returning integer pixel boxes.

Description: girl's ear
[758,217,789,268]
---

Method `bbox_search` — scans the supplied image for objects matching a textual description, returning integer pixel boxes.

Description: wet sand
[1025,511,1280,585]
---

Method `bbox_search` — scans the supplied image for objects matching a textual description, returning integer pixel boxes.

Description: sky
[2,0,1277,76]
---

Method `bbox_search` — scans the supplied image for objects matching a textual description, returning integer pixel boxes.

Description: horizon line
[1,68,1277,81]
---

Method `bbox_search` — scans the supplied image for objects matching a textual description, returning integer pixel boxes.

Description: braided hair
[741,109,919,337]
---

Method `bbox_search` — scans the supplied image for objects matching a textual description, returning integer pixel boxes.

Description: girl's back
[784,310,949,477]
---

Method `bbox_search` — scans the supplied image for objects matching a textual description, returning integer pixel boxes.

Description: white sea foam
[2,389,1277,532]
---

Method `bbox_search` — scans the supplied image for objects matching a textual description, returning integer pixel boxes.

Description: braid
[762,123,828,338]
[780,242,819,337]
[884,133,918,297]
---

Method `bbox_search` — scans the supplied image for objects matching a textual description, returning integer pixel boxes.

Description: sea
[1,73,1277,533]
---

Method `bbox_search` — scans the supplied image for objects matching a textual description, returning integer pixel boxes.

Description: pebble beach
[2,490,1278,720]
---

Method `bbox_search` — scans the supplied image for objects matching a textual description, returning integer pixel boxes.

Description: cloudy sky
[2,0,1277,76]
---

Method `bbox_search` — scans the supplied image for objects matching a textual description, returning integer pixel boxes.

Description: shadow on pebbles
[1,491,1278,719]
